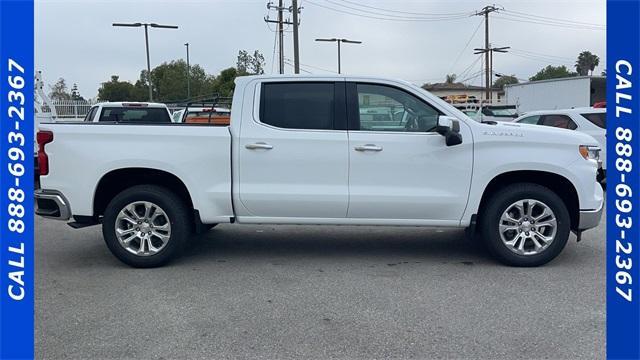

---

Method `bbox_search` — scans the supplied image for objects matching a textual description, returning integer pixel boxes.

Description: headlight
[579,145,601,161]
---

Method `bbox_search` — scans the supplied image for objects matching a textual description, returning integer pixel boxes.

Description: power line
[305,0,471,22]
[508,52,574,67]
[494,14,604,31]
[505,9,604,27]
[458,55,483,79]
[322,0,472,20]
[449,19,484,74]
[335,0,475,17]
[507,47,575,62]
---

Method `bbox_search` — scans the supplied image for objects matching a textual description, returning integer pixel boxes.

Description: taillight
[37,131,53,176]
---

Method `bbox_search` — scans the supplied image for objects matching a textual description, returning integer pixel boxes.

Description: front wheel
[480,183,571,267]
[102,185,191,268]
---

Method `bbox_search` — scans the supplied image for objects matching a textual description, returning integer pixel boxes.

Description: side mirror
[436,116,454,136]
[445,131,463,146]
[436,116,463,146]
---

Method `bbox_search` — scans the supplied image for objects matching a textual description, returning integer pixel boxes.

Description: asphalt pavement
[36,211,605,359]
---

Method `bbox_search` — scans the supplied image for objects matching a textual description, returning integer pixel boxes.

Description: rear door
[345,81,473,223]
[237,81,350,219]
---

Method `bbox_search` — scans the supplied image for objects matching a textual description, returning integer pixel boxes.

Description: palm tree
[445,73,457,84]
[575,51,600,76]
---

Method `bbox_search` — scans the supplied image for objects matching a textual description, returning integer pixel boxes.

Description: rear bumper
[35,190,71,220]
[578,201,604,230]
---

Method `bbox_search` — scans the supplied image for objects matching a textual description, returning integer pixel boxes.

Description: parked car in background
[36,75,603,268]
[513,107,606,182]
[478,105,519,122]
[84,102,172,123]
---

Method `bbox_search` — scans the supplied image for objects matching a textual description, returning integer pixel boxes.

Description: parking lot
[36,208,605,359]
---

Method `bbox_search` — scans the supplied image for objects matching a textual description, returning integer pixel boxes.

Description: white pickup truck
[35,75,603,268]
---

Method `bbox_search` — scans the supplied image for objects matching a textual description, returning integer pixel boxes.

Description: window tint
[260,82,334,130]
[540,114,577,130]
[98,107,171,123]
[355,84,439,132]
[581,112,606,129]
[518,115,540,124]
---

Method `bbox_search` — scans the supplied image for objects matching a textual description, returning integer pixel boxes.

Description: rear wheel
[480,183,570,267]
[102,185,191,267]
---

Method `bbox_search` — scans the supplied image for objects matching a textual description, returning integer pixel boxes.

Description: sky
[35,0,606,99]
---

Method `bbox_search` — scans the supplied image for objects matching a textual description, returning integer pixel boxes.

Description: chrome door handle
[245,142,273,150]
[354,144,383,152]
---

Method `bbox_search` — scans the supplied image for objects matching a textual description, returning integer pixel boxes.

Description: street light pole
[315,38,362,74]
[185,42,191,99]
[143,24,152,101]
[112,22,179,102]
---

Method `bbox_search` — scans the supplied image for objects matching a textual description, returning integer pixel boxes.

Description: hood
[476,121,601,148]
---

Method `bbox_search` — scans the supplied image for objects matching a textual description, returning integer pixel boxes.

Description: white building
[504,76,606,113]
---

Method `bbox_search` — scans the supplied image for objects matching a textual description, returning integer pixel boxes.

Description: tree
[529,65,578,81]
[49,78,72,101]
[575,51,600,76]
[493,75,518,89]
[70,83,86,101]
[211,67,238,96]
[445,74,457,84]
[143,60,211,102]
[236,50,265,75]
[97,75,146,102]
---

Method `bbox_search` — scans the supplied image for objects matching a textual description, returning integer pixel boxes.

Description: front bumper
[578,200,604,230]
[35,190,71,220]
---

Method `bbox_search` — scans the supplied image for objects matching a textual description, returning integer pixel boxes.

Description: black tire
[102,185,192,268]
[480,183,571,267]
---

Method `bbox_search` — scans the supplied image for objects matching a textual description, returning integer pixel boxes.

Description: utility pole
[315,38,362,74]
[474,5,500,102]
[475,45,509,102]
[265,2,294,74]
[277,0,284,74]
[113,22,179,102]
[291,0,300,74]
[184,42,191,99]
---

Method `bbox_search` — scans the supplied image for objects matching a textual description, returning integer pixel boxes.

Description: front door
[346,82,473,223]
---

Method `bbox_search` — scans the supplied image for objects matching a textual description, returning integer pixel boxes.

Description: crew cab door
[345,81,473,223]
[236,80,349,219]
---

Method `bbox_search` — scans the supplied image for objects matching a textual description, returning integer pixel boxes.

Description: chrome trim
[35,190,71,220]
[578,202,604,230]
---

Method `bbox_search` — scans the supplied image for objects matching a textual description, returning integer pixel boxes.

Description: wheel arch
[477,170,580,230]
[93,167,195,218]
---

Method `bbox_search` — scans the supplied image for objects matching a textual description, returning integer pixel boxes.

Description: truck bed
[38,122,234,224]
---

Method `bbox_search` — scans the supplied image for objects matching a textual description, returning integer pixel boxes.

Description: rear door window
[580,112,606,129]
[260,82,336,130]
[540,114,578,130]
[98,107,171,123]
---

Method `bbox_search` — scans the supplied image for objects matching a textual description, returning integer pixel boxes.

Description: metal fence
[39,100,100,119]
